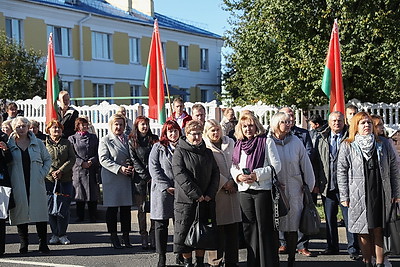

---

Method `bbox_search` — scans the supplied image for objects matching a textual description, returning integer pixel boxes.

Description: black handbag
[299,172,321,235]
[384,202,400,255]
[184,202,218,250]
[47,180,72,219]
[271,165,290,228]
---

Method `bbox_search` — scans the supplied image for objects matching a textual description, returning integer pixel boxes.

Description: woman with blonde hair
[203,119,241,267]
[99,114,134,249]
[231,112,281,267]
[337,112,400,267]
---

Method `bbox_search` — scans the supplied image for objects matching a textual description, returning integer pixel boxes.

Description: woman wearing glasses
[172,120,219,267]
[269,112,315,267]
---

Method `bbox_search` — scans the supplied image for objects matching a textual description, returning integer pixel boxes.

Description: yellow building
[0,0,223,105]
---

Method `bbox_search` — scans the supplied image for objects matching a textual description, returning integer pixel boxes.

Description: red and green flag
[45,33,60,124]
[321,19,345,114]
[144,19,166,124]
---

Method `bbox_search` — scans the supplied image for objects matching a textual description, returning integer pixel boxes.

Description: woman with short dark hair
[69,117,99,223]
[173,120,220,267]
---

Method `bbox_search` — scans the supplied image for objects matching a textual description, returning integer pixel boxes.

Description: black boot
[37,222,50,254]
[183,257,194,267]
[110,233,123,249]
[157,253,166,267]
[76,202,85,222]
[88,201,97,223]
[364,263,373,267]
[194,256,204,267]
[17,224,29,254]
[122,232,133,248]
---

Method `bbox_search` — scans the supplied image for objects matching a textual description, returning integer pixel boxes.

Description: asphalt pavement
[0,205,399,267]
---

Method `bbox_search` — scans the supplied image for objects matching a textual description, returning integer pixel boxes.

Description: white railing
[13,96,400,138]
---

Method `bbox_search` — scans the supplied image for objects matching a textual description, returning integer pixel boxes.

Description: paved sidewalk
[0,205,399,266]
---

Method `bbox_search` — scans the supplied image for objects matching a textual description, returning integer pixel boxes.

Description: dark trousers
[0,219,5,254]
[17,222,48,248]
[322,190,359,254]
[105,206,131,233]
[154,219,170,255]
[240,190,279,267]
[76,201,97,221]
[207,222,239,266]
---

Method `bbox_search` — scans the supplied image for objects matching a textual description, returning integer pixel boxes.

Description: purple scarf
[232,134,267,171]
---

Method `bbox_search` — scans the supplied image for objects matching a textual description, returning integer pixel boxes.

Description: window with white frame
[179,45,188,68]
[93,83,114,104]
[5,18,22,43]
[201,89,208,102]
[92,32,111,60]
[130,85,142,104]
[200,48,209,71]
[47,25,71,56]
[129,37,140,64]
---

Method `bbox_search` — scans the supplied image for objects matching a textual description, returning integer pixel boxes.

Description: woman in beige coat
[203,119,241,267]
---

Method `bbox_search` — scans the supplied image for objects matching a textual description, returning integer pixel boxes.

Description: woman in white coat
[269,112,315,267]
[230,113,281,267]
[8,117,51,254]
[204,119,241,267]
[99,114,133,249]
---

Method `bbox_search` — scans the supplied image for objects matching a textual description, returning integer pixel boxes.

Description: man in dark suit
[315,111,360,260]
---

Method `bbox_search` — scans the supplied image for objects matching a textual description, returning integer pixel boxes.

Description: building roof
[23,0,222,39]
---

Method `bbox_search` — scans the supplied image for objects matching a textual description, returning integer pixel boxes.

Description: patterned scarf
[354,133,375,160]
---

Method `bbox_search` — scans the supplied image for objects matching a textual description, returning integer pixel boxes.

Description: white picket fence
[14,96,400,138]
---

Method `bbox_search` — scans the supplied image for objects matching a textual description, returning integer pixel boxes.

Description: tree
[222,0,400,109]
[0,32,46,101]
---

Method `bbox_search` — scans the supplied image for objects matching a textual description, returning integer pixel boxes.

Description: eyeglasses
[188,132,202,137]
[280,121,292,125]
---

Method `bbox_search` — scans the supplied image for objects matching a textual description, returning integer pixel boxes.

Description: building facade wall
[1,0,223,103]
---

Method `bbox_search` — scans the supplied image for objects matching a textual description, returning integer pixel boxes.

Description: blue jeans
[46,181,73,237]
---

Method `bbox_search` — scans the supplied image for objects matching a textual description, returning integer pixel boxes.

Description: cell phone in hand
[242,168,251,175]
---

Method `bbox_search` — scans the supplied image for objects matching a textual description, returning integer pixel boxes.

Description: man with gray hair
[315,111,360,260]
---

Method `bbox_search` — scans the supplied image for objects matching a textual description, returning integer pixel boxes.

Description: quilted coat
[337,137,400,234]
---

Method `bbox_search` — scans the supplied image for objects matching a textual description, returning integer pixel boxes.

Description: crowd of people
[0,93,399,267]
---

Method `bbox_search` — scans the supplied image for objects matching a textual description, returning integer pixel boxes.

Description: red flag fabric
[144,19,166,124]
[321,19,345,114]
[45,33,60,124]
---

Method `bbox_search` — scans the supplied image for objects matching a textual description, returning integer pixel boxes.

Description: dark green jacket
[45,137,76,182]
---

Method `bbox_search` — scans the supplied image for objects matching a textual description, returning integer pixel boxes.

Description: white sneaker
[49,235,59,244]
[59,235,70,245]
